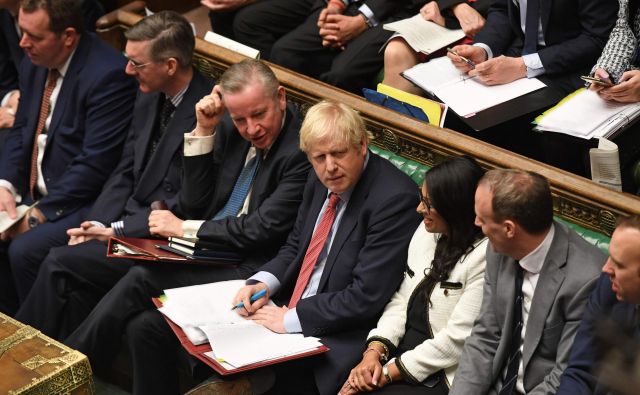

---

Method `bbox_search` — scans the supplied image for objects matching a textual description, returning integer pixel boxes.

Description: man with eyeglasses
[0,0,136,315]
[15,10,213,339]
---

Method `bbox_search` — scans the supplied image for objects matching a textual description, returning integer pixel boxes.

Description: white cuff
[0,179,21,203]
[184,131,215,156]
[182,219,205,239]
[473,43,492,59]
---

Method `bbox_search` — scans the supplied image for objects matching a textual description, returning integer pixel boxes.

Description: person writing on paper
[446,0,616,94]
[382,0,493,95]
[589,0,640,103]
[189,101,420,395]
[337,156,487,395]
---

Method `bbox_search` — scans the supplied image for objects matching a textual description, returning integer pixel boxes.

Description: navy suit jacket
[259,152,421,395]
[474,0,617,88]
[0,32,137,221]
[556,273,638,395]
[88,70,213,237]
[177,103,312,269]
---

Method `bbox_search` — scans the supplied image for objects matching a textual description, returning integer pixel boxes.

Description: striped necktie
[213,150,262,220]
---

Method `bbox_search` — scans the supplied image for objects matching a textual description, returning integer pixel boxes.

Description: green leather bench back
[369,145,611,254]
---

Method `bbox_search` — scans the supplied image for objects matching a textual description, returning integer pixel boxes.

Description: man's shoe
[186,376,253,395]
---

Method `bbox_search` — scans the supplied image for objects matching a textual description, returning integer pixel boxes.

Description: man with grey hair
[62,59,312,395]
[450,169,606,395]
[0,0,135,315]
[16,10,213,340]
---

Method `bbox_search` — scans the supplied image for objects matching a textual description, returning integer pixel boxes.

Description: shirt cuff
[1,90,18,108]
[473,43,492,59]
[184,131,215,156]
[182,220,205,239]
[110,220,124,236]
[248,271,281,296]
[522,53,545,78]
[284,308,303,333]
[358,4,379,27]
[0,179,21,203]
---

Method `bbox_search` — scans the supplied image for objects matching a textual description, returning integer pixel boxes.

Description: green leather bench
[370,146,611,254]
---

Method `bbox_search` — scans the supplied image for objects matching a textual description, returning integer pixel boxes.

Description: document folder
[152,298,329,375]
[107,237,240,265]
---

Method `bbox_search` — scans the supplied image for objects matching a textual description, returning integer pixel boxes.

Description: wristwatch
[358,11,374,28]
[27,214,40,229]
[382,364,393,384]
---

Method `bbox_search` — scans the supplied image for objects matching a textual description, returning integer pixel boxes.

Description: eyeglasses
[418,188,432,214]
[124,54,152,69]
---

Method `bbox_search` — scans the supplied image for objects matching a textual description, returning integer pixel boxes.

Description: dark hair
[479,169,553,235]
[125,11,194,68]
[419,156,485,304]
[20,0,84,34]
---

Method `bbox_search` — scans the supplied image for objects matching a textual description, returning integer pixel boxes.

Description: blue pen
[231,288,267,310]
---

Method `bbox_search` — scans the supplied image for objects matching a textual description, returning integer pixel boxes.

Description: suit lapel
[522,227,567,371]
[497,256,519,342]
[133,92,161,176]
[539,0,552,38]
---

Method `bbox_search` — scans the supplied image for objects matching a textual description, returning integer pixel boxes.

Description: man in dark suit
[450,169,606,395]
[262,0,417,94]
[556,215,640,395]
[447,0,617,94]
[188,101,420,395]
[0,0,136,315]
[0,0,104,131]
[63,59,312,395]
[15,11,213,339]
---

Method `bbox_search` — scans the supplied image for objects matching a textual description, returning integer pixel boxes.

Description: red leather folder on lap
[152,298,330,375]
[107,237,240,265]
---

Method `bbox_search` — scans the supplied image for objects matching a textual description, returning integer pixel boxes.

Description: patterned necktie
[149,97,175,155]
[288,193,341,308]
[522,0,540,55]
[212,150,262,220]
[499,265,524,395]
[30,68,59,199]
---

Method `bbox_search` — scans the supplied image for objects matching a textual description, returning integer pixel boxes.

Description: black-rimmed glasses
[418,188,432,214]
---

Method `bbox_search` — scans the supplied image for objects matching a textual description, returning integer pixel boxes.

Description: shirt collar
[54,46,77,79]
[166,80,189,108]
[519,223,555,274]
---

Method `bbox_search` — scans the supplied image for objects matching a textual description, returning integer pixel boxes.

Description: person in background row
[339,156,488,395]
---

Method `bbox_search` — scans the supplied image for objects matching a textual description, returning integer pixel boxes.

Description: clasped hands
[447,45,527,85]
[338,351,392,394]
[233,283,288,334]
[317,4,368,49]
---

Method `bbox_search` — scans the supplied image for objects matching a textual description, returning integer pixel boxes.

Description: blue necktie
[523,0,540,55]
[213,150,262,220]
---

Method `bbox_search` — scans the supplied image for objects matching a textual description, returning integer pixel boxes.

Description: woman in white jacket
[339,156,488,395]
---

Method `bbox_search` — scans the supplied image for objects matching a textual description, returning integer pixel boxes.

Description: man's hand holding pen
[448,45,527,85]
[233,283,289,333]
[447,45,486,72]
[233,283,270,315]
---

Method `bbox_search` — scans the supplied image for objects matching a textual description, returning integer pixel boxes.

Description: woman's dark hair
[419,156,484,304]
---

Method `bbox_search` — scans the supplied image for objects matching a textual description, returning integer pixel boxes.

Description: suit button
[56,210,63,216]
[164,185,173,192]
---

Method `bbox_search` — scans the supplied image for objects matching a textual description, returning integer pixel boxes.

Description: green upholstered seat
[369,145,611,254]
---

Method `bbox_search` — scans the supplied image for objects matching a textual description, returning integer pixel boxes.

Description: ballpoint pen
[231,288,267,310]
[446,48,476,69]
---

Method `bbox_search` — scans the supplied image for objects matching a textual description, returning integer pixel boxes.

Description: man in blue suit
[556,215,640,395]
[190,101,421,395]
[0,0,136,315]
[15,10,214,340]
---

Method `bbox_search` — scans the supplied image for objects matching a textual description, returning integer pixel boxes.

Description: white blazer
[367,224,488,386]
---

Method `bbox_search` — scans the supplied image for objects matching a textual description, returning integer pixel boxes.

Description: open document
[402,56,546,117]
[383,14,465,54]
[0,203,36,233]
[534,88,640,139]
[157,280,327,373]
[590,138,622,191]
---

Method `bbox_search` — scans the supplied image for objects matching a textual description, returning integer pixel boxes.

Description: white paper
[590,138,622,191]
[402,57,546,117]
[536,89,640,139]
[383,15,465,54]
[0,203,36,233]
[204,31,260,59]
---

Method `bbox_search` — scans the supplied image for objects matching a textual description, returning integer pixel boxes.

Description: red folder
[152,298,329,375]
[106,237,239,266]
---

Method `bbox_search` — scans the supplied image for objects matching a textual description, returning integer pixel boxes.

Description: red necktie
[30,68,59,199]
[288,193,341,308]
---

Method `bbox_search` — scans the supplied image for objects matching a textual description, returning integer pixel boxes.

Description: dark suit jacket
[177,103,312,268]
[450,222,607,395]
[87,70,213,237]
[556,273,638,395]
[259,152,421,395]
[0,10,21,101]
[474,0,617,87]
[0,32,137,221]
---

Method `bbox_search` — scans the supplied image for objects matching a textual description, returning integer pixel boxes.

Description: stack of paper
[383,14,465,55]
[534,89,640,139]
[402,57,546,117]
[204,31,260,59]
[158,280,323,368]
